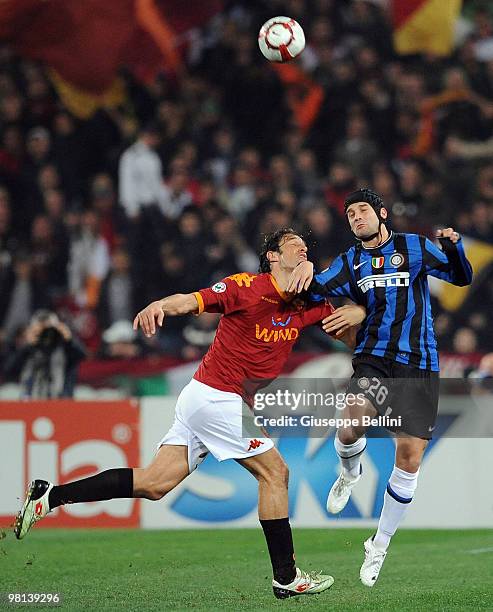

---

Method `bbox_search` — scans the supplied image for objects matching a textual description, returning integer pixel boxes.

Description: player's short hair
[258,228,303,273]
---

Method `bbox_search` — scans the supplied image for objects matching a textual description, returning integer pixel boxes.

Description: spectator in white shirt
[118,124,167,220]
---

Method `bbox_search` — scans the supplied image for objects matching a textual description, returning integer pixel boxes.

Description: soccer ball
[258,16,305,63]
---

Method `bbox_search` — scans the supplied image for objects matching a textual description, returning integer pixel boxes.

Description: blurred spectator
[325,162,357,218]
[205,214,257,279]
[98,247,137,330]
[303,205,348,270]
[118,123,166,220]
[30,213,68,298]
[0,188,19,324]
[333,114,380,179]
[51,110,82,199]
[181,311,220,360]
[1,252,46,341]
[20,127,52,227]
[452,327,479,354]
[100,320,142,359]
[3,309,86,398]
[227,165,256,221]
[294,149,321,198]
[89,173,125,251]
[160,169,194,220]
[68,209,110,308]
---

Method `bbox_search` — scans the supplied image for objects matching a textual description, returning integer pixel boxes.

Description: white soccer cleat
[272,567,334,599]
[14,480,53,540]
[326,468,361,514]
[360,536,387,587]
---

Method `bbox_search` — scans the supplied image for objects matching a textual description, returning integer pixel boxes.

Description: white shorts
[159,378,273,472]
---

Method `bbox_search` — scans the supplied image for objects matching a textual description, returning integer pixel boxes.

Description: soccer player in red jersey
[15,229,365,599]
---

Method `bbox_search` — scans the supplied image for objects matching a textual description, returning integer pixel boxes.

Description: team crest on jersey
[389,252,404,268]
[371,256,384,269]
[212,282,227,293]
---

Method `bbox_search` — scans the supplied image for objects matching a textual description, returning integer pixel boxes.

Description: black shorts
[346,354,439,439]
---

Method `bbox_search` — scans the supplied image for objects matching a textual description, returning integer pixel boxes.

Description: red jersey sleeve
[299,299,335,327]
[194,275,255,315]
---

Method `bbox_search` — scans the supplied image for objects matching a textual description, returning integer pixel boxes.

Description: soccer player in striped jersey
[289,188,473,587]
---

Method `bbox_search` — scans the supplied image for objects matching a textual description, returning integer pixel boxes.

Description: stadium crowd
[1,0,493,369]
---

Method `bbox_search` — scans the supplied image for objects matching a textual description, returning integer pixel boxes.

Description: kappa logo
[247,439,264,451]
[227,273,256,287]
[357,272,410,293]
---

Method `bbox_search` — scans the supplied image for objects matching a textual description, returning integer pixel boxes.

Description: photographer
[3,310,86,398]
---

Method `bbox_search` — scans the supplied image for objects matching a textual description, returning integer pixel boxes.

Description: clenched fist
[436,228,460,244]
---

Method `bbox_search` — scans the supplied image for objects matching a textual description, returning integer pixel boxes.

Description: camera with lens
[37,325,63,351]
[31,310,64,352]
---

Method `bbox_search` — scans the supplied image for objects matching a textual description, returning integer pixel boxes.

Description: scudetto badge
[212,282,227,293]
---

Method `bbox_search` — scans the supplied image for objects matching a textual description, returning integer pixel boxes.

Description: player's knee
[337,427,358,446]
[141,479,178,501]
[259,458,289,488]
[396,449,423,474]
[277,459,289,488]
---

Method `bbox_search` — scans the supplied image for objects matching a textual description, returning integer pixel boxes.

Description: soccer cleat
[360,536,387,587]
[326,467,362,514]
[14,480,53,540]
[272,567,334,599]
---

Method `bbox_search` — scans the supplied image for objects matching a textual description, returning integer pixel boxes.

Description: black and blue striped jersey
[310,231,473,371]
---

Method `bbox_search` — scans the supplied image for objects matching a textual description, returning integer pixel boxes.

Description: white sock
[374,465,419,550]
[334,434,366,479]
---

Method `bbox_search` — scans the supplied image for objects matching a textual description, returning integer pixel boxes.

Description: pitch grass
[1,528,492,611]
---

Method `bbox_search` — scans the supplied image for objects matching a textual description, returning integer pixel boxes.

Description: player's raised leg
[327,396,376,513]
[239,447,334,599]
[360,435,427,587]
[14,444,190,539]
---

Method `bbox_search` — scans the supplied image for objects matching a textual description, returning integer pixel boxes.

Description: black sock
[48,468,133,509]
[260,517,296,585]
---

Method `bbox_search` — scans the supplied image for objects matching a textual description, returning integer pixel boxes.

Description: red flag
[0,0,222,116]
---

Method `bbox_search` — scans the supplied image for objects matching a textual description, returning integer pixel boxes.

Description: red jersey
[193,272,334,401]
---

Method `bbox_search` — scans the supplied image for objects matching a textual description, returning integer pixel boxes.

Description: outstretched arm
[133,293,199,337]
[423,228,473,287]
[287,261,314,293]
[288,255,357,301]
